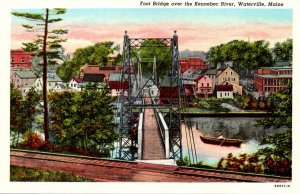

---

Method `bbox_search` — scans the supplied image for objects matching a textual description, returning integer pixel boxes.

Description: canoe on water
[200,136,242,147]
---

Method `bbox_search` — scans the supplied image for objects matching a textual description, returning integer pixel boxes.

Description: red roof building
[179,57,208,73]
[80,65,120,82]
[253,66,292,96]
[10,50,35,68]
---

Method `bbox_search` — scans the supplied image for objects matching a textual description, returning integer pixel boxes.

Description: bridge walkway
[142,97,165,160]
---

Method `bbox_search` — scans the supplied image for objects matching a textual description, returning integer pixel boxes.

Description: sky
[11,8,292,54]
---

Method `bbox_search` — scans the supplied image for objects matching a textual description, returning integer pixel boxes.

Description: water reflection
[182,116,284,166]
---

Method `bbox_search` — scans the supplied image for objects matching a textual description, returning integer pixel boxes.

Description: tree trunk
[43,8,49,141]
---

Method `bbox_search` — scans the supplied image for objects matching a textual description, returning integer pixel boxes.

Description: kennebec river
[181,116,286,166]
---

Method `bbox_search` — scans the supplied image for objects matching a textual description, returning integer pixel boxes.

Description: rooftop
[215,84,233,91]
[15,71,37,79]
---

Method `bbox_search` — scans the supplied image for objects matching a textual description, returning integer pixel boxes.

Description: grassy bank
[10,166,93,182]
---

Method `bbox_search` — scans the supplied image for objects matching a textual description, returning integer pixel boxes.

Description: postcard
[0,0,299,193]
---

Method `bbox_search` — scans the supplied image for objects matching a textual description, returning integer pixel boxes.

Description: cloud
[11,22,292,53]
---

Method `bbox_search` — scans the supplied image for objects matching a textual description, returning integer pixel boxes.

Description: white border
[1,0,299,193]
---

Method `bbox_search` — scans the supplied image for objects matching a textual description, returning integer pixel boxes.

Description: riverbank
[181,110,270,117]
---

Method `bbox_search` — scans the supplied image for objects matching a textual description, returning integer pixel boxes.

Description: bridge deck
[142,98,165,160]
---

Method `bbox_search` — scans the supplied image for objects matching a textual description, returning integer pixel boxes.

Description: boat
[200,136,242,147]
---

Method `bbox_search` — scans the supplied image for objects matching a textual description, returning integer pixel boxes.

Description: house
[108,73,129,96]
[68,76,83,91]
[34,72,63,92]
[11,70,37,94]
[204,69,217,90]
[194,75,213,98]
[10,50,35,69]
[215,84,233,99]
[80,65,120,82]
[159,77,179,104]
[179,57,208,73]
[253,66,292,97]
[53,83,67,92]
[216,66,242,95]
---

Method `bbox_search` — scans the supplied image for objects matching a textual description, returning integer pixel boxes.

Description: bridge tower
[118,31,182,161]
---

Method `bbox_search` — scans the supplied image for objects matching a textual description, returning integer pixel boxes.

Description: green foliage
[48,83,118,157]
[10,166,93,182]
[12,9,68,69]
[206,40,273,68]
[256,82,292,159]
[21,42,39,52]
[57,41,119,82]
[273,38,293,62]
[194,98,232,112]
[10,85,41,146]
[138,39,172,78]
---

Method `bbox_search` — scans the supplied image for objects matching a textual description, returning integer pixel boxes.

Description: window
[21,57,25,63]
[201,83,204,87]
[226,72,227,75]
[220,93,222,97]
[11,57,14,63]
[231,72,233,75]
[207,83,209,87]
[224,92,226,96]
[49,83,51,86]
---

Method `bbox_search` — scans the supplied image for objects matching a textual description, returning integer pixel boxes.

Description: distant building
[11,50,35,69]
[216,66,242,95]
[179,57,208,73]
[34,72,63,92]
[215,84,233,99]
[253,66,292,97]
[11,70,37,94]
[68,76,83,91]
[80,65,121,82]
[159,77,179,104]
[194,75,213,98]
[108,73,129,96]
[204,69,217,90]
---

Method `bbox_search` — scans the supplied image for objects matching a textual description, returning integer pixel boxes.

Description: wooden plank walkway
[142,98,165,160]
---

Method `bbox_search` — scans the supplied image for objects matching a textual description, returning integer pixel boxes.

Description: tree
[206,40,273,71]
[12,9,68,141]
[273,38,293,62]
[138,39,172,78]
[48,83,118,157]
[256,82,292,160]
[10,84,40,146]
[21,42,39,52]
[57,41,119,82]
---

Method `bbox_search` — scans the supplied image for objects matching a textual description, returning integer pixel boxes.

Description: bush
[21,133,46,149]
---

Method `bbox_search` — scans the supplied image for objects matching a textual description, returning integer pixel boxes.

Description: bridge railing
[137,90,145,160]
[153,107,170,159]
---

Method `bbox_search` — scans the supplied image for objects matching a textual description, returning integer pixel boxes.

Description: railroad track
[10,149,291,182]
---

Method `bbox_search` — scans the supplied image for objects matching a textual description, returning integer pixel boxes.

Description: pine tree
[12,9,68,141]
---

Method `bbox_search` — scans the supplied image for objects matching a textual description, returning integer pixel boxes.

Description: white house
[215,84,233,99]
[68,76,82,91]
[34,72,63,92]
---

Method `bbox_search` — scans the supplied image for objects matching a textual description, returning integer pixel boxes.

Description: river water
[181,116,285,166]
